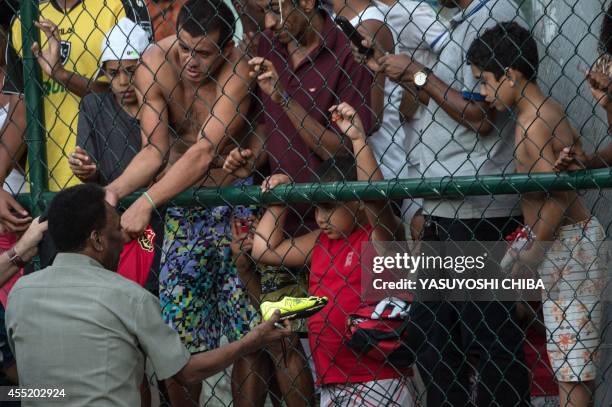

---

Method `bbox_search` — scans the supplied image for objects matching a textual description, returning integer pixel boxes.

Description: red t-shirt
[523,304,558,397]
[308,226,406,385]
[117,226,156,287]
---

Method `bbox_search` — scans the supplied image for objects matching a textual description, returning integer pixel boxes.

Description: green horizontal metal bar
[14,168,612,211]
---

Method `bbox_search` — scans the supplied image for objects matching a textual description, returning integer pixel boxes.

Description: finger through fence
[0,0,611,406]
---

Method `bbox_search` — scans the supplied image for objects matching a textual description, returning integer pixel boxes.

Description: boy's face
[315,201,359,240]
[471,65,515,111]
[177,30,230,83]
[104,59,139,105]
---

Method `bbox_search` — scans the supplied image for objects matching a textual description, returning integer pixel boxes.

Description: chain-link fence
[0,0,611,405]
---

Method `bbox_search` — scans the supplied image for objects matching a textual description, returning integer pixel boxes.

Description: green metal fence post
[20,0,47,217]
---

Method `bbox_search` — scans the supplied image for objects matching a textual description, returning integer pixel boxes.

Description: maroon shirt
[257,12,373,235]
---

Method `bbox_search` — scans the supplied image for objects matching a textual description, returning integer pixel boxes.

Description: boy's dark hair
[48,184,108,252]
[313,154,358,183]
[600,2,612,55]
[177,0,235,48]
[466,22,539,82]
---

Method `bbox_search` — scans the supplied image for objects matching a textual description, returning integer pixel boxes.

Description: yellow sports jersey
[4,0,151,191]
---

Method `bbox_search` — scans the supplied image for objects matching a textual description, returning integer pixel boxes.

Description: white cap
[101,18,149,63]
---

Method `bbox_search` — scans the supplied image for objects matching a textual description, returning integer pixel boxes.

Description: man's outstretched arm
[146,75,251,204]
[119,62,252,236]
[174,311,291,385]
[135,293,291,386]
[379,54,495,135]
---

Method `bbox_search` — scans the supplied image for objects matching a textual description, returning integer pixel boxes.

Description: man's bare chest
[166,85,218,142]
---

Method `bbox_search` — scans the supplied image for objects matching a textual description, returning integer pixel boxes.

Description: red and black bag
[344,298,418,369]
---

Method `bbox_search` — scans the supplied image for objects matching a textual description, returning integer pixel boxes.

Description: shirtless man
[104,1,261,405]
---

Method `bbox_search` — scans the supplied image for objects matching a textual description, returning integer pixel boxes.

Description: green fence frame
[15,169,612,210]
[20,0,47,218]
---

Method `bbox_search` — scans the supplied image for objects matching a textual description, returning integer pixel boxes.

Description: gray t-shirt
[77,92,141,185]
[420,0,526,219]
[6,253,190,407]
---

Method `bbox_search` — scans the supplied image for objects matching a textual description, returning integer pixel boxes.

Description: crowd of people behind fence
[0,0,610,406]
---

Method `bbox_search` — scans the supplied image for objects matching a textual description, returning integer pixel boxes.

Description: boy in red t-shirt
[253,103,415,406]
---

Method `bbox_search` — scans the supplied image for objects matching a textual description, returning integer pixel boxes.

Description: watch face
[414,71,427,87]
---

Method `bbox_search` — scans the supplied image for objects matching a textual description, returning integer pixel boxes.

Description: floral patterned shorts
[159,204,259,353]
[539,217,607,382]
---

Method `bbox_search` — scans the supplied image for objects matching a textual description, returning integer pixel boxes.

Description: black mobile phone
[334,16,374,58]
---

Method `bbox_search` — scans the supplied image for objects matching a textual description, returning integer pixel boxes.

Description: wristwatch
[6,247,26,268]
[413,67,432,89]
